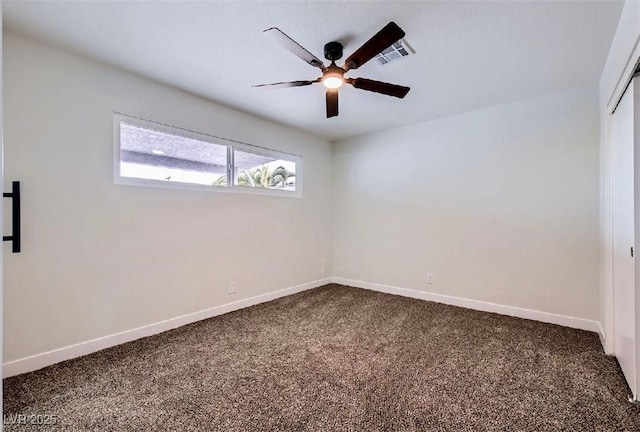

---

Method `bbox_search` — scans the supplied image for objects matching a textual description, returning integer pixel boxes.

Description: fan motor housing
[324,42,343,61]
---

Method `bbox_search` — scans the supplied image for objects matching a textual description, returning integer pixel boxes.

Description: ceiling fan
[254,22,410,118]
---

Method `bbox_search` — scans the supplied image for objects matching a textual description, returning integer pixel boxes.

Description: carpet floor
[4,284,640,431]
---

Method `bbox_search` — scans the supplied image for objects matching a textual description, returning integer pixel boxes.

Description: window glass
[233,149,296,191]
[119,122,227,186]
[114,114,301,196]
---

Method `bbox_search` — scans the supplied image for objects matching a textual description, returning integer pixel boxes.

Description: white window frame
[113,113,303,198]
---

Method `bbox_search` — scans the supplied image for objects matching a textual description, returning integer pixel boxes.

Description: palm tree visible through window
[213,164,295,189]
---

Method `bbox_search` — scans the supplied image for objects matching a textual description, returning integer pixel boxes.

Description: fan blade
[264,27,326,71]
[253,80,319,89]
[343,22,405,71]
[349,78,410,98]
[326,90,338,118]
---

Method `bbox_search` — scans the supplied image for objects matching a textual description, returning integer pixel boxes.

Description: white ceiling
[4,1,623,141]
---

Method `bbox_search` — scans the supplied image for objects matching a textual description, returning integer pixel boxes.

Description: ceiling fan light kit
[322,75,343,89]
[255,22,411,118]
[321,63,345,89]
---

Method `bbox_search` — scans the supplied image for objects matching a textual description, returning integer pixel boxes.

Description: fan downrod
[324,42,343,62]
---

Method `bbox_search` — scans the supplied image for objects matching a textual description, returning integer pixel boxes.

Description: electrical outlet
[426,274,434,284]
[228,281,237,294]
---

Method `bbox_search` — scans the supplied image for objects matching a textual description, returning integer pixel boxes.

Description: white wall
[1,1,5,414]
[3,32,332,364]
[332,85,600,320]
[598,0,640,354]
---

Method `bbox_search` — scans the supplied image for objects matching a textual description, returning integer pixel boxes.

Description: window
[114,113,301,196]
[233,149,296,191]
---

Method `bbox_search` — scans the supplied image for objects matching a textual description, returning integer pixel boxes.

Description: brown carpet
[4,284,640,431]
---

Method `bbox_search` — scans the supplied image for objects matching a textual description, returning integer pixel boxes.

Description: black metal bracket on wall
[3,181,21,253]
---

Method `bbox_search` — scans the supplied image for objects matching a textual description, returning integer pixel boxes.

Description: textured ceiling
[3,1,624,141]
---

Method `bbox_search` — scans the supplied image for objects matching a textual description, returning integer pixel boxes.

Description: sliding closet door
[612,77,638,397]
[612,77,638,398]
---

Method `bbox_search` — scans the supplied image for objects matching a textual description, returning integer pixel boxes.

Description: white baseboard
[332,277,602,334]
[597,322,607,352]
[5,277,606,378]
[3,278,332,378]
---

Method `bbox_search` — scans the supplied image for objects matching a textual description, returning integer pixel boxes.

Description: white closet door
[612,77,637,398]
